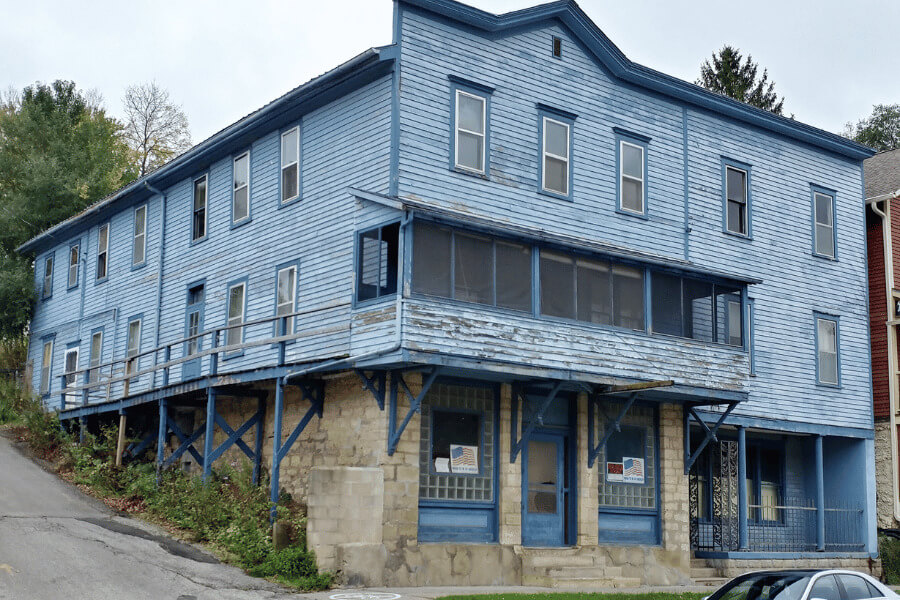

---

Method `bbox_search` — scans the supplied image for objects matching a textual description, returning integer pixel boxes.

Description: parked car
[706,570,896,600]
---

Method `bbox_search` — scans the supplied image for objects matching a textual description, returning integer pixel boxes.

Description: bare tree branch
[122,81,192,176]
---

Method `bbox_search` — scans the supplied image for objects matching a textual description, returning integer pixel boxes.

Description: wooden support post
[115,412,127,467]
[270,378,285,523]
[203,387,216,482]
[816,434,825,551]
[253,395,266,486]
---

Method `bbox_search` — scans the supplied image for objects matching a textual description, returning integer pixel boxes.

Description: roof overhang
[400,0,874,162]
[352,187,762,286]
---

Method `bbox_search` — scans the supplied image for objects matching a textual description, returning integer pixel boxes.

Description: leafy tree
[844,104,900,152]
[122,81,191,176]
[697,45,785,115]
[0,80,137,336]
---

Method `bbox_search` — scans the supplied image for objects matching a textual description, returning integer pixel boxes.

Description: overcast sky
[2,0,898,144]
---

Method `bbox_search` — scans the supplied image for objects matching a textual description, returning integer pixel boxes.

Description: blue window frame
[722,157,752,238]
[224,276,248,357]
[614,128,650,218]
[89,327,104,383]
[67,242,80,290]
[274,261,299,335]
[449,76,493,177]
[811,185,837,259]
[537,104,576,200]
[748,298,756,376]
[41,252,54,300]
[356,222,400,304]
[279,126,301,206]
[191,175,208,243]
[95,222,109,283]
[39,335,55,396]
[132,204,147,269]
[231,151,251,227]
[814,312,840,387]
[125,315,143,379]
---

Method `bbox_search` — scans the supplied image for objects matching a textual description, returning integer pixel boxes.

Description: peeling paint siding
[28,75,393,401]
[397,5,871,431]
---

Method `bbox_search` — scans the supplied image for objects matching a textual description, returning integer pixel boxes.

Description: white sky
[2,0,898,143]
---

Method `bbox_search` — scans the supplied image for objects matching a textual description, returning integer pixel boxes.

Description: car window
[837,575,879,600]
[711,573,811,600]
[866,581,884,599]
[809,575,842,600]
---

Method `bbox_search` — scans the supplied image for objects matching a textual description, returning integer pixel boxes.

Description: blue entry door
[182,285,204,380]
[522,434,567,546]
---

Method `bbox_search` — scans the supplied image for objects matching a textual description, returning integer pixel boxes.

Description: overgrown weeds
[0,385,332,590]
[880,536,900,584]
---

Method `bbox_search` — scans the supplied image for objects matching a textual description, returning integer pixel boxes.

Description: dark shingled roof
[865,148,900,199]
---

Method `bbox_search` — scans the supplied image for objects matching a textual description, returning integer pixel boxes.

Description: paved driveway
[0,432,294,600]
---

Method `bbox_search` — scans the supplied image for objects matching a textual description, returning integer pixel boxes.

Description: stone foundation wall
[706,557,881,579]
[875,419,900,530]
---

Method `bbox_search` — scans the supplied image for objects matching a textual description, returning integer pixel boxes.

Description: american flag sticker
[623,457,645,484]
[450,444,479,474]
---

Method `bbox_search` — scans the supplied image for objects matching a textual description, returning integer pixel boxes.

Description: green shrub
[880,536,900,584]
[249,545,334,590]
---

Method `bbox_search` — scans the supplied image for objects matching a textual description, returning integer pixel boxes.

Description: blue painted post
[163,346,171,386]
[270,379,285,522]
[210,331,219,376]
[203,387,216,482]
[737,425,748,550]
[156,398,167,486]
[277,317,287,366]
[815,434,825,551]
[59,374,66,411]
[253,395,266,486]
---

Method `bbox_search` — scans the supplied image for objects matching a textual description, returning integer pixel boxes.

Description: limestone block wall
[576,392,599,546]
[875,419,900,530]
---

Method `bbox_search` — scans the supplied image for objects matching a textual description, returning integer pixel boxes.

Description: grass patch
[1,385,333,591]
[436,595,709,600]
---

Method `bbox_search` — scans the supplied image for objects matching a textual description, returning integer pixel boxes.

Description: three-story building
[20,0,877,586]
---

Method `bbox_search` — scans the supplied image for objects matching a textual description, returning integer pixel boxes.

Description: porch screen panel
[597,403,656,509]
[419,383,495,502]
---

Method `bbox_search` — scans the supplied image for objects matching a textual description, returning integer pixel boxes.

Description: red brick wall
[869,205,889,418]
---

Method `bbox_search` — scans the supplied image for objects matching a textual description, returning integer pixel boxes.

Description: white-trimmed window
[64,347,79,404]
[40,340,53,395]
[619,141,644,214]
[226,282,246,348]
[275,266,296,334]
[96,223,109,280]
[126,319,141,376]
[192,175,207,241]
[89,330,103,383]
[281,128,299,203]
[455,91,486,173]
[132,205,147,266]
[725,166,748,235]
[232,153,250,224]
[817,316,838,385]
[814,191,835,258]
[42,255,53,299]
[68,244,79,288]
[542,117,569,195]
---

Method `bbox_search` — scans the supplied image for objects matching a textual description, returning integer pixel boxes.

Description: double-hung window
[616,130,648,215]
[126,318,141,378]
[64,346,79,404]
[232,153,250,225]
[40,339,54,395]
[724,163,750,236]
[42,255,54,299]
[192,175,207,242]
[816,314,839,386]
[96,223,109,280]
[275,266,297,334]
[89,330,103,383]
[281,128,299,203]
[541,116,571,196]
[132,205,147,267]
[813,188,836,258]
[226,281,246,349]
[357,223,399,302]
[68,244,79,288]
[454,90,486,173]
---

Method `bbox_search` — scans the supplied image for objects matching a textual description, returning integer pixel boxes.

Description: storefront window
[597,403,657,509]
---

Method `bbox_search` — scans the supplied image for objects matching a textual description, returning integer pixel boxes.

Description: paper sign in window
[450,444,479,474]
[622,457,645,484]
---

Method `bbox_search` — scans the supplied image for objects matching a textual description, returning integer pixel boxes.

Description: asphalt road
[0,432,294,600]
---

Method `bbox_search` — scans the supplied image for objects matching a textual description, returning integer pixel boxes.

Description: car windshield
[709,573,813,600]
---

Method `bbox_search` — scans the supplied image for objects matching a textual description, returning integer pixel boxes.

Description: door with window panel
[183,285,204,381]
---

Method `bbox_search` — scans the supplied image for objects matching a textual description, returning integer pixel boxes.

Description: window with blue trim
[132,205,147,266]
[226,281,246,348]
[816,315,839,385]
[42,254,53,299]
[813,189,836,258]
[651,273,742,346]
[68,244,79,289]
[40,339,54,395]
[275,265,297,333]
[89,330,103,383]
[724,164,749,236]
[617,136,647,215]
[192,176,207,242]
[454,90,486,174]
[419,382,495,502]
[598,403,656,510]
[357,223,399,302]
[96,223,109,280]
[125,318,141,379]
[281,127,300,203]
[541,116,570,196]
[232,152,250,224]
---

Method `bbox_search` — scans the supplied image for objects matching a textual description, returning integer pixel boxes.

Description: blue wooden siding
[394,3,871,431]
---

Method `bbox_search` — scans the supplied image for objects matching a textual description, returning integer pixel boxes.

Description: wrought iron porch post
[815,434,825,551]
[737,425,748,550]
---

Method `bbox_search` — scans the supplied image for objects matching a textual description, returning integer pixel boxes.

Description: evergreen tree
[697,46,785,115]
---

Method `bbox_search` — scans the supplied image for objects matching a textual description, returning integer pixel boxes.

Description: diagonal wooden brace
[164,418,206,469]
[588,392,637,468]
[684,402,737,474]
[387,368,440,456]
[209,410,262,465]
[355,369,386,410]
[510,380,565,463]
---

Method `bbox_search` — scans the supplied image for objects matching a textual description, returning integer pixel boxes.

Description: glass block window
[597,402,657,509]
[419,382,495,502]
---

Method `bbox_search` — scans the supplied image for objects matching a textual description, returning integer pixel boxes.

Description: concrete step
[691,567,720,578]
[691,558,710,568]
[546,566,623,579]
[554,577,643,589]
[694,577,730,587]
[524,554,598,568]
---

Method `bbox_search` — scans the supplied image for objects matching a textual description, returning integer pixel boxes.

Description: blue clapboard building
[20,0,879,586]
